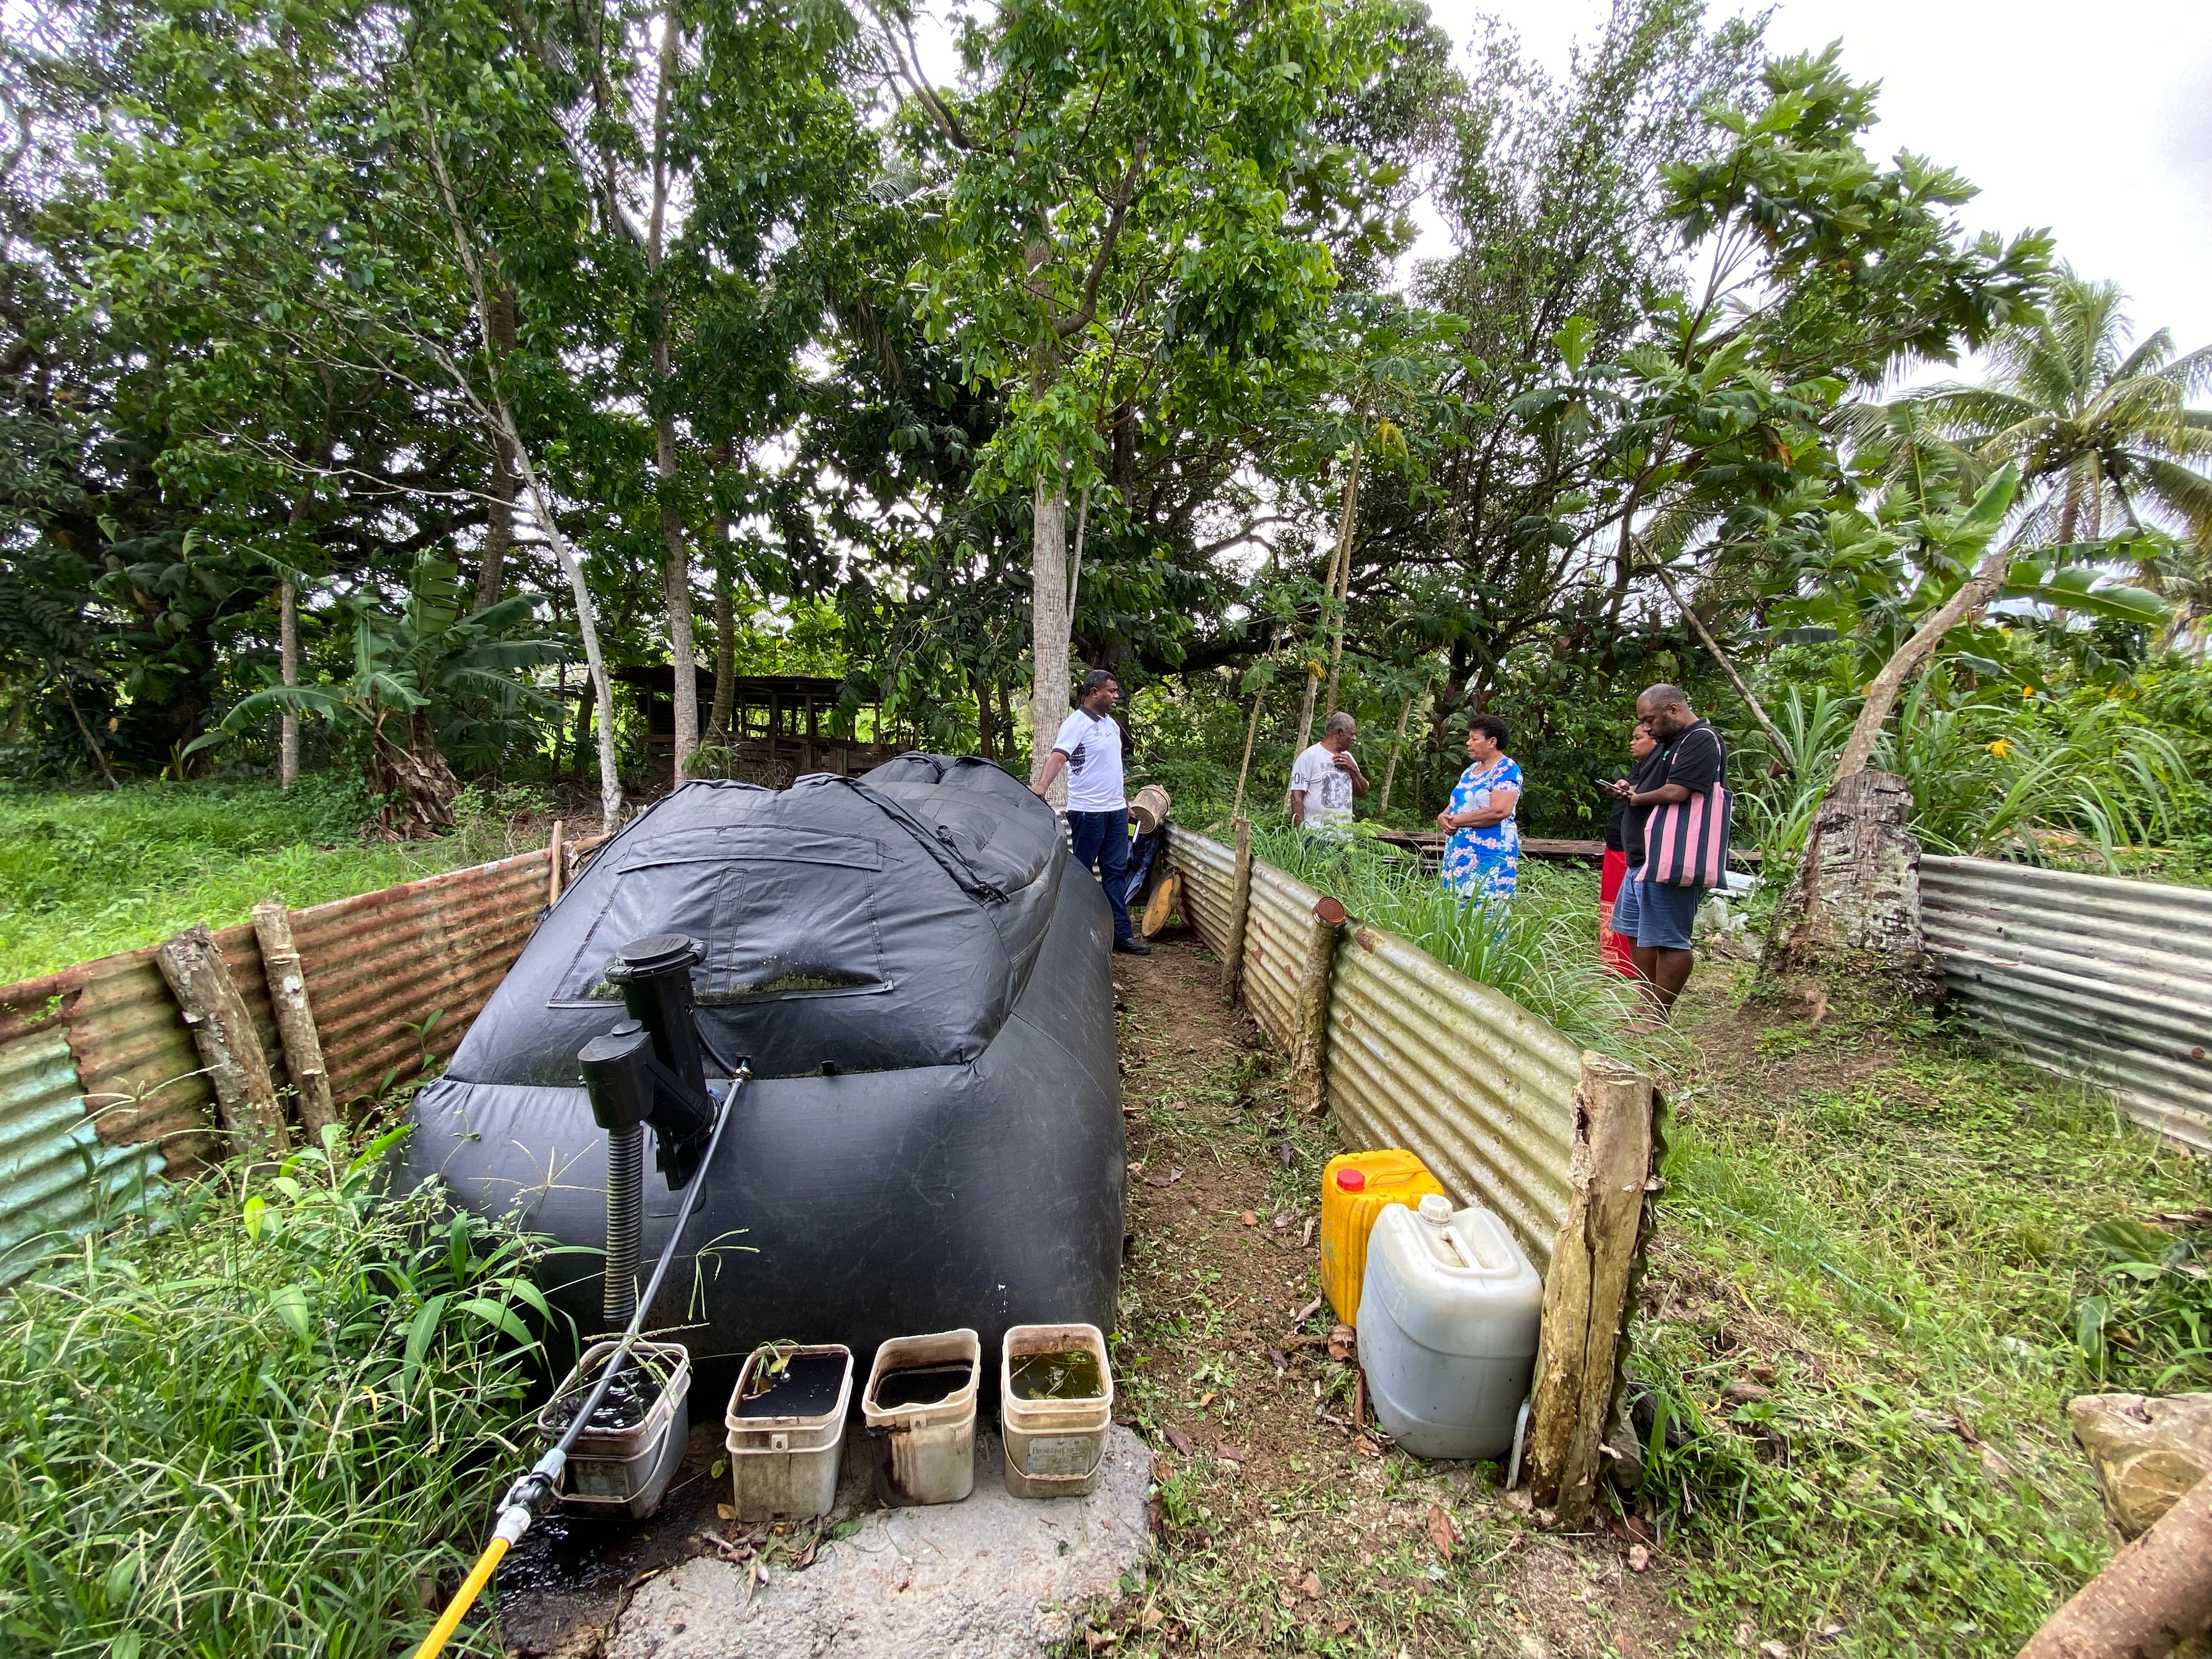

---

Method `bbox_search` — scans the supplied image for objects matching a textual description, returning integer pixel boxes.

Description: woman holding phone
[1600,720,1662,974]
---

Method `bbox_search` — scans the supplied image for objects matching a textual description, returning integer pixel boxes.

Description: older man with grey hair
[1289,710,1368,839]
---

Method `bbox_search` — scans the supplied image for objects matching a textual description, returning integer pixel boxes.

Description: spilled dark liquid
[870,1363,972,1410]
[1008,1346,1105,1401]
[736,1351,848,1419]
[549,1359,658,1435]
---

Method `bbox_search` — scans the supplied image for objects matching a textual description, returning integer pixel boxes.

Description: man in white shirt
[1289,710,1368,839]
[1032,669,1149,955]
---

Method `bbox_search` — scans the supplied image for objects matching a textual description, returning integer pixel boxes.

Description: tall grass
[1250,826,1660,1062]
[0,775,560,985]
[0,1130,557,1658]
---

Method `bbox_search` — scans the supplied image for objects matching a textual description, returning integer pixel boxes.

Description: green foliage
[0,774,554,984]
[1634,988,2212,1653]
[0,1129,555,1658]
[1250,826,1659,1063]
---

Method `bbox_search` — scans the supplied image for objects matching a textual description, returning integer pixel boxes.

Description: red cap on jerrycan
[1335,1167,1366,1192]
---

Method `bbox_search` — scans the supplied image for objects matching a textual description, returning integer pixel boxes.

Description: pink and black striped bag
[1641,729,1733,888]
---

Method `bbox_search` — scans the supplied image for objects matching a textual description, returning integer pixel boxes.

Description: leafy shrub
[1250,826,1658,1062]
[0,1130,555,1658]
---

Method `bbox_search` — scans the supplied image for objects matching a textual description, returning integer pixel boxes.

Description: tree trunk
[1655,567,1783,755]
[416,87,622,834]
[63,685,119,788]
[1029,467,1072,803]
[1757,768,1931,1000]
[1322,444,1363,721]
[977,682,996,759]
[278,580,300,788]
[1231,690,1263,821]
[366,708,460,839]
[707,561,736,744]
[1833,540,2009,781]
[647,13,696,786]
[472,284,518,613]
[2015,1471,2212,1659]
[1379,693,1413,819]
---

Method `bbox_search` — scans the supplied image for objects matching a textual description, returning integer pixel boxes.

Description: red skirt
[1599,847,1635,977]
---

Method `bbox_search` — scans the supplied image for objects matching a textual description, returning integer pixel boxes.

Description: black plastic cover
[404,755,1123,1379]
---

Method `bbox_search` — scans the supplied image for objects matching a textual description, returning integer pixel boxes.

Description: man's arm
[1289,788,1307,827]
[1032,749,1070,797]
[1339,752,1370,797]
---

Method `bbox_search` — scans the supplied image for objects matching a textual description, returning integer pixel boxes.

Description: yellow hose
[410,1529,514,1659]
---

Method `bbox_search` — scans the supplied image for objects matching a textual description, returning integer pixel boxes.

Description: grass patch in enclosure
[1632,967,2212,1656]
[0,774,563,985]
[0,1129,557,1658]
[1251,825,1660,1063]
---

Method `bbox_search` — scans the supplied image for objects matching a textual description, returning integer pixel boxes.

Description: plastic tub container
[1358,1195,1541,1460]
[1000,1323,1113,1499]
[862,1328,979,1505]
[725,1343,853,1521]
[1319,1149,1447,1328]
[538,1340,692,1519]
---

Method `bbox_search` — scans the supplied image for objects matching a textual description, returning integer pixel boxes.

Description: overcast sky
[1408,0,2212,363]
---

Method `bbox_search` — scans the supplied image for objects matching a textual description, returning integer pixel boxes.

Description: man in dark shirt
[1607,684,1728,1015]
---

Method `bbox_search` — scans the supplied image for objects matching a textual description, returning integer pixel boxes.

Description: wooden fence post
[1222,816,1254,1005]
[251,901,337,1141]
[1527,1052,1655,1523]
[548,819,567,906]
[1291,895,1347,1113]
[156,923,289,1156]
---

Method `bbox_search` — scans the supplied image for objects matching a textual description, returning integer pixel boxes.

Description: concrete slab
[605,1424,1151,1659]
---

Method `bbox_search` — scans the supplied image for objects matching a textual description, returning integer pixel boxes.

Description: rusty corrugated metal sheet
[292,845,557,1105]
[1921,856,2212,1153]
[0,1028,165,1286]
[1243,859,1320,1052]
[1325,923,1579,1273]
[1166,828,1235,957]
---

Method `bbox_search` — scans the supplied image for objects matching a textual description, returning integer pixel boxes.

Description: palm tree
[1908,269,2212,554]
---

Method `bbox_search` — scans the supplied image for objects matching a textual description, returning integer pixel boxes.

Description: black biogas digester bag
[404,756,1123,1379]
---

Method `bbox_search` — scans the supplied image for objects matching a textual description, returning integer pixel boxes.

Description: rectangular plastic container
[1358,1198,1541,1460]
[1319,1149,1448,1328]
[537,1340,692,1519]
[725,1343,853,1521]
[1000,1323,1113,1499]
[862,1328,979,1505]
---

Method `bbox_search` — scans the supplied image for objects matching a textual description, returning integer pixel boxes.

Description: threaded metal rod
[602,1124,643,1325]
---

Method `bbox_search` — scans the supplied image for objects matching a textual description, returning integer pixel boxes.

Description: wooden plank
[1290,895,1346,1114]
[1223,817,1254,1005]
[155,924,288,1156]
[251,902,337,1139]
[1527,1053,1655,1523]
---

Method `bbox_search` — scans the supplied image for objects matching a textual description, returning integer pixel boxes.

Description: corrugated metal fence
[1921,856,2212,1153]
[0,839,585,1283]
[1166,828,1581,1274]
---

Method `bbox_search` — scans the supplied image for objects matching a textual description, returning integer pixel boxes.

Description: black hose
[602,1124,643,1324]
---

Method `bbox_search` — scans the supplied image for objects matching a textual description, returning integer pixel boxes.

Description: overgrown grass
[0,774,561,985]
[1251,826,1660,1063]
[0,1130,557,1658]
[1632,973,2212,1656]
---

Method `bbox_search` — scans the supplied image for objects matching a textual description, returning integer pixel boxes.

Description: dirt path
[1099,933,1675,1658]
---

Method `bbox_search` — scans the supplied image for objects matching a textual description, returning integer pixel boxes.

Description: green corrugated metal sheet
[0,1028,165,1286]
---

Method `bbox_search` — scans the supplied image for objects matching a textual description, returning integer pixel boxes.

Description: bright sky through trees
[1412,0,2212,362]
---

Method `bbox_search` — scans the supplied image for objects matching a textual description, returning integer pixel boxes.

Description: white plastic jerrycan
[1358,1194,1542,1460]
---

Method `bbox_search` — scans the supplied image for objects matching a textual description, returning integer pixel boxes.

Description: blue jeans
[1067,809,1133,943]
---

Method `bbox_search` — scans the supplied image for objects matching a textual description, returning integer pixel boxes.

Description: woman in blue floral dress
[1437,714,1522,904]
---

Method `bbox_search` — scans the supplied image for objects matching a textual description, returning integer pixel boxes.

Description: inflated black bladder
[404,755,1125,1382]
